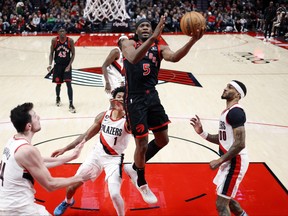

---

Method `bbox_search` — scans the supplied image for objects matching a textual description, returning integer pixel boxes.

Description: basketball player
[52,86,131,216]
[190,80,249,216]
[121,16,203,204]
[47,27,76,113]
[0,102,91,216]
[102,35,128,98]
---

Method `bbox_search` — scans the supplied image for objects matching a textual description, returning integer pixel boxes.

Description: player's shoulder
[111,47,121,53]
[14,144,38,159]
[51,37,57,43]
[95,111,107,122]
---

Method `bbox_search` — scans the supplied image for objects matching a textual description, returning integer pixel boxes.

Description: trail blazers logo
[45,67,202,87]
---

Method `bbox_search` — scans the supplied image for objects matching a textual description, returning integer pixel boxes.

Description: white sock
[240,210,248,216]
[65,197,73,204]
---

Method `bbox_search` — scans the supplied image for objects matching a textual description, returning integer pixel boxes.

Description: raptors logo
[136,124,145,134]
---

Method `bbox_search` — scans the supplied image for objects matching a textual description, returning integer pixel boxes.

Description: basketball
[180,11,206,38]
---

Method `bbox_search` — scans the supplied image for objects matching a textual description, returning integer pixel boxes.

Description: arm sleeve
[227,107,246,128]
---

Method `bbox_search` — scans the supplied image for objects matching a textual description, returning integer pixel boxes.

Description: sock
[56,84,61,97]
[145,139,162,162]
[240,210,248,216]
[65,197,73,204]
[66,82,73,104]
[136,167,147,187]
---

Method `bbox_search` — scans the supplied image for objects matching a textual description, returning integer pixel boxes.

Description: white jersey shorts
[213,154,249,199]
[76,144,124,185]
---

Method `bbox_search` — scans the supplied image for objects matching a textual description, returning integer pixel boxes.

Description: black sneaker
[56,97,61,106]
[69,105,76,113]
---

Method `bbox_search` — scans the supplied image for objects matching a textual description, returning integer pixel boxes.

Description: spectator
[263,1,277,41]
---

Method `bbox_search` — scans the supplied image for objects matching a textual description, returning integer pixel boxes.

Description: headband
[230,81,245,99]
[118,35,128,42]
[135,18,151,29]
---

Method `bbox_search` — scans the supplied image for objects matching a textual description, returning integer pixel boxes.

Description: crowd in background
[0,0,287,40]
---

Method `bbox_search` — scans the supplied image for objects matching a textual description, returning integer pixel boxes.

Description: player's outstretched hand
[51,148,65,157]
[152,16,165,41]
[190,115,204,134]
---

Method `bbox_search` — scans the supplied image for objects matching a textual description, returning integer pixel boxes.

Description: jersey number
[0,160,6,186]
[113,137,118,145]
[58,51,67,58]
[143,63,150,76]
[219,131,227,141]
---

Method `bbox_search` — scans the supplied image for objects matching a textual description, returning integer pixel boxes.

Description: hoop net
[84,0,130,22]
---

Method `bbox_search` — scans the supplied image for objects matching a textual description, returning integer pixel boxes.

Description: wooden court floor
[0,32,287,215]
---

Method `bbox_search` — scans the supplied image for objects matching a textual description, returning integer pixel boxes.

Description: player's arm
[47,38,56,71]
[102,48,120,92]
[51,112,105,157]
[65,38,75,72]
[219,126,245,162]
[15,146,89,192]
[161,35,200,62]
[122,16,165,64]
[210,108,246,169]
[43,142,84,168]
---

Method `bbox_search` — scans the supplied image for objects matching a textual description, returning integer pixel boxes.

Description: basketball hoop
[84,0,130,22]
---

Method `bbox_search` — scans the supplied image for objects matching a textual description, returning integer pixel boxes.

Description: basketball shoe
[124,163,158,204]
[54,198,75,216]
[69,104,76,113]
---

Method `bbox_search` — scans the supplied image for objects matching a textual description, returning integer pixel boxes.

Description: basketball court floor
[0,32,287,215]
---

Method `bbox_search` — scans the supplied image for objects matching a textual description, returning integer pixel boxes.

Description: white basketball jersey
[218,104,247,155]
[96,109,131,156]
[0,137,35,210]
[106,47,125,86]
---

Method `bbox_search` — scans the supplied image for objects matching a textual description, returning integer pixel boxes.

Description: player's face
[28,110,41,133]
[113,92,124,111]
[221,84,238,100]
[136,22,152,41]
[58,29,66,37]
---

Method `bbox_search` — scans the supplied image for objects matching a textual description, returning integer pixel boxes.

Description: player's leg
[124,94,157,204]
[134,136,148,186]
[52,65,63,106]
[54,156,102,216]
[216,195,231,216]
[229,199,248,216]
[145,91,170,162]
[53,182,82,216]
[65,81,75,113]
[146,126,169,162]
[55,84,61,106]
[63,67,75,113]
[106,158,125,216]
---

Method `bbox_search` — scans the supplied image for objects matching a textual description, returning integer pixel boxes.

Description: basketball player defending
[102,35,128,98]
[47,27,76,113]
[190,80,249,216]
[52,86,132,216]
[0,103,91,215]
[121,16,202,204]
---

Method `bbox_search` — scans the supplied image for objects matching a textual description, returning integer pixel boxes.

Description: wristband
[199,131,208,139]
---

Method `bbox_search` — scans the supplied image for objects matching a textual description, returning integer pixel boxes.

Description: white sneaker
[124,163,137,186]
[137,184,158,204]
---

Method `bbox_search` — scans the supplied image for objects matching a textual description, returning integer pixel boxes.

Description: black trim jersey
[123,41,162,93]
[54,36,72,65]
